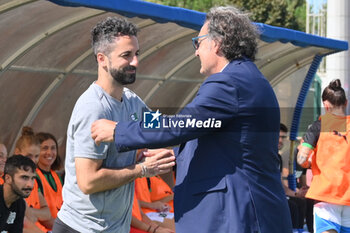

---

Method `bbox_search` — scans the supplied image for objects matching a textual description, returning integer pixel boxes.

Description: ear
[97,52,108,67]
[213,40,220,53]
[213,39,223,56]
[4,174,12,184]
[323,100,332,112]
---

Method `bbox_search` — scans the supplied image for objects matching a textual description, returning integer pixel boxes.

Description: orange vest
[132,192,142,221]
[36,168,63,220]
[134,177,154,213]
[149,176,174,212]
[25,179,40,209]
[0,176,3,185]
[306,112,350,205]
[25,179,50,232]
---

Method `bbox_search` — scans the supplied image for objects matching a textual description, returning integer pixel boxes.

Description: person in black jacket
[0,155,36,233]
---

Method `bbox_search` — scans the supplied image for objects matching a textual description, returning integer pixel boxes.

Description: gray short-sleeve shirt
[58,83,147,232]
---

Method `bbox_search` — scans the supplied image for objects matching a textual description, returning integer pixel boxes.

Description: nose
[195,49,199,57]
[46,147,56,154]
[130,55,139,67]
[279,137,283,144]
[27,179,35,188]
[44,148,51,154]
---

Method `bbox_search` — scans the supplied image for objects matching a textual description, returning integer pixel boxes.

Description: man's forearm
[76,149,175,195]
[28,206,51,221]
[77,163,142,195]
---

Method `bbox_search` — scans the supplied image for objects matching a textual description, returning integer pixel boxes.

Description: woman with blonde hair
[14,126,53,232]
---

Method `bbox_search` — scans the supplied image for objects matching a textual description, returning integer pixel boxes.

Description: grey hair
[91,17,138,60]
[206,6,259,61]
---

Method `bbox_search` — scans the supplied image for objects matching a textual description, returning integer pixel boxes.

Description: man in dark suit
[91,6,292,233]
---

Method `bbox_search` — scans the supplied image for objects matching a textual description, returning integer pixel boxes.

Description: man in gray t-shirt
[53,17,175,233]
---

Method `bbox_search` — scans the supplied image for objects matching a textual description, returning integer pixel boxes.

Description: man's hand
[296,186,309,198]
[136,149,148,162]
[139,149,175,177]
[150,201,170,212]
[143,149,175,158]
[91,119,117,146]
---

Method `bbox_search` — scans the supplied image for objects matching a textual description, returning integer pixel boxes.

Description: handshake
[137,149,175,178]
[91,119,176,177]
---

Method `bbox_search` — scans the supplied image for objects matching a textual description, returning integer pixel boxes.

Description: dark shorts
[52,217,80,233]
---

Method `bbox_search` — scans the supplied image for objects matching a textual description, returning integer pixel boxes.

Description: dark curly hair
[322,79,347,107]
[206,6,259,61]
[5,155,36,177]
[91,17,138,60]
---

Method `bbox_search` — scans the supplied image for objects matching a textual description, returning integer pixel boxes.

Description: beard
[110,65,136,85]
[11,182,32,198]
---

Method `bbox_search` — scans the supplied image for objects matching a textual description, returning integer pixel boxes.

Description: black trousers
[305,198,314,233]
[287,196,307,229]
[52,217,80,233]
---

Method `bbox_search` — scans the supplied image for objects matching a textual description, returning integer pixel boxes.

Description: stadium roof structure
[0,0,347,154]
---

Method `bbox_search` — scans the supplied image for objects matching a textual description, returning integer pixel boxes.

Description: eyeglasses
[191,34,208,50]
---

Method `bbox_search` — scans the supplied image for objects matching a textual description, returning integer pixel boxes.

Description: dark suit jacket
[115,58,293,233]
